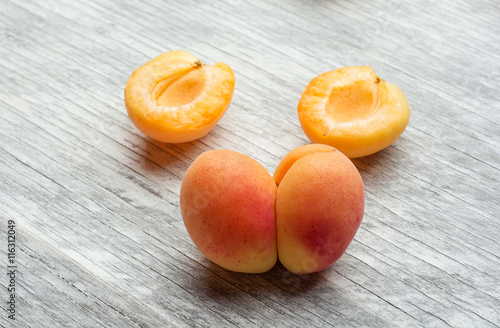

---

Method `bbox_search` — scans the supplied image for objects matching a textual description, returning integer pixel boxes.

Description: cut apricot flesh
[125,50,235,143]
[298,66,410,158]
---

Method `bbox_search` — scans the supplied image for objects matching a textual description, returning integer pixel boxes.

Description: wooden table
[1,0,499,327]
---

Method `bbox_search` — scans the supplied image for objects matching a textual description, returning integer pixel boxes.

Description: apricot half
[298,66,410,158]
[274,144,364,274]
[125,51,235,143]
[180,150,277,273]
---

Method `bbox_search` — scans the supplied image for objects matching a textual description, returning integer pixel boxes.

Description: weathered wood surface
[1,0,499,327]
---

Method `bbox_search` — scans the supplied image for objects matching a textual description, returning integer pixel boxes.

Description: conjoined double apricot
[298,66,410,158]
[180,145,364,274]
[125,50,235,143]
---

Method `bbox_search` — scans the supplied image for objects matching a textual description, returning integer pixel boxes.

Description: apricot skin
[180,150,277,273]
[273,143,336,186]
[275,145,364,274]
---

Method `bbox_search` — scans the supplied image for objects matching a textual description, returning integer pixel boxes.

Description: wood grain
[1,0,499,327]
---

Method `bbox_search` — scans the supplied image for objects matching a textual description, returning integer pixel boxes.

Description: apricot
[274,144,364,274]
[298,66,410,158]
[181,145,364,274]
[125,50,235,143]
[180,150,277,273]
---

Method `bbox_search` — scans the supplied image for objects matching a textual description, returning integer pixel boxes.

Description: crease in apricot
[298,66,410,158]
[125,50,235,143]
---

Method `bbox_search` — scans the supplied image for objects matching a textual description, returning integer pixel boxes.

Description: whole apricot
[274,144,364,274]
[125,50,235,143]
[298,66,410,158]
[180,150,277,273]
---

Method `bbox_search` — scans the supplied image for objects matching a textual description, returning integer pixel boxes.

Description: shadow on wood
[351,143,407,184]
[187,260,329,302]
[130,127,226,175]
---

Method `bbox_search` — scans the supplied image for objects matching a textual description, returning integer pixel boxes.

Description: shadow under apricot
[351,144,399,178]
[189,260,330,302]
[129,137,201,175]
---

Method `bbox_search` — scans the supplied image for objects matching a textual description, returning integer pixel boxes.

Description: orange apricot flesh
[125,50,235,143]
[298,66,410,158]
[180,150,277,273]
[274,144,364,274]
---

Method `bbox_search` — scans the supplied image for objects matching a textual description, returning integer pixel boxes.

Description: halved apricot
[125,50,235,143]
[298,66,410,158]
